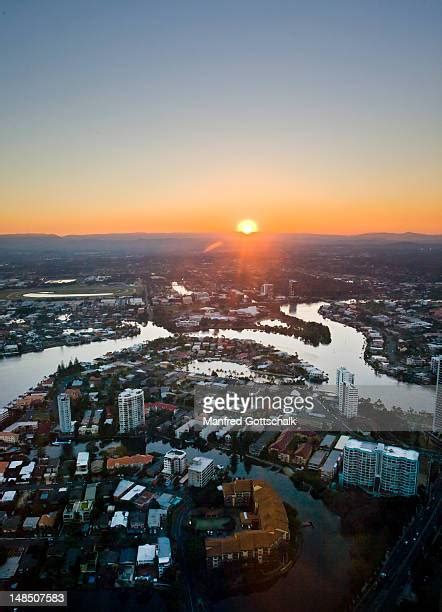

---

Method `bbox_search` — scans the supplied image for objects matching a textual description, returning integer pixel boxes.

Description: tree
[229,453,238,474]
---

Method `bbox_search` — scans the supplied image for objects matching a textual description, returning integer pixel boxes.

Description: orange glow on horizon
[1,196,441,236]
[1,153,441,235]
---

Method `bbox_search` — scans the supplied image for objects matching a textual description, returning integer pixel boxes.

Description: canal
[0,298,435,413]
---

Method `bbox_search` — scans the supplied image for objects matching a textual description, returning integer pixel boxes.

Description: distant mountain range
[0,232,440,256]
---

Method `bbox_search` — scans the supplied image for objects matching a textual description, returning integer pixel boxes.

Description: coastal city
[0,236,441,611]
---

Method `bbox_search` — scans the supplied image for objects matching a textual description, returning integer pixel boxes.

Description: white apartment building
[341,383,359,418]
[118,388,145,433]
[336,367,358,417]
[260,283,274,298]
[343,439,419,496]
[188,457,214,488]
[433,358,442,432]
[163,449,187,475]
[57,393,73,433]
[288,279,298,298]
[336,366,354,392]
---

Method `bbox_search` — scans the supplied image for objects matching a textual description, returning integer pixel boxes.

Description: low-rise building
[0,462,9,482]
[110,510,129,529]
[120,484,146,502]
[38,511,59,532]
[2,516,22,534]
[147,508,168,534]
[133,490,155,510]
[292,442,313,467]
[319,434,337,449]
[113,479,135,500]
[0,490,17,506]
[129,511,146,534]
[307,450,328,471]
[84,484,97,502]
[157,536,172,577]
[156,493,182,511]
[75,452,89,476]
[137,544,156,566]
[320,450,342,481]
[107,454,154,471]
[3,421,38,438]
[334,435,352,451]
[19,461,36,482]
[63,500,94,524]
[22,516,40,532]
[42,457,60,481]
[145,402,177,416]
[268,431,297,463]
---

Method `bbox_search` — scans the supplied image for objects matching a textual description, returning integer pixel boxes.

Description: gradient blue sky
[1,0,441,234]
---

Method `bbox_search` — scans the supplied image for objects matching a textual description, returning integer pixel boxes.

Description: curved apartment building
[205,479,289,569]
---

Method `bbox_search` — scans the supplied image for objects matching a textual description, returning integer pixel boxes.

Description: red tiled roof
[145,402,176,412]
[107,454,154,470]
[294,442,313,460]
[268,430,297,454]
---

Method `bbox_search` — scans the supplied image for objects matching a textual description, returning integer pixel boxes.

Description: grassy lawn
[32,406,51,422]
[192,516,232,531]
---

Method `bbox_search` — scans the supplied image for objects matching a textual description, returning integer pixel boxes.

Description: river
[195,302,436,413]
[0,295,429,609]
[0,297,435,413]
[0,322,171,408]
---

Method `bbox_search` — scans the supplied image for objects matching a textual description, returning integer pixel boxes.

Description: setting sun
[236,219,259,235]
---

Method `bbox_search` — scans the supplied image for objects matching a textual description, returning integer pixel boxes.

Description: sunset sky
[1,1,441,235]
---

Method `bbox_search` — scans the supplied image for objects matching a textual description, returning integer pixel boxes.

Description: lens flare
[236,219,258,235]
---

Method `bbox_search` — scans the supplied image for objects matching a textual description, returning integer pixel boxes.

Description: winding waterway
[0,322,171,407]
[195,302,435,412]
[0,296,435,413]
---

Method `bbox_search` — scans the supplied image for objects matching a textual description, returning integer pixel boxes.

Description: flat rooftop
[188,457,213,472]
[345,439,419,461]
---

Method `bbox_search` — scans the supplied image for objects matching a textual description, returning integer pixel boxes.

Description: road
[312,393,354,432]
[170,498,198,612]
[354,477,442,611]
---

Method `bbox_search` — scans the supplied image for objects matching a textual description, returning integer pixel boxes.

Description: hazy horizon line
[1,230,442,238]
